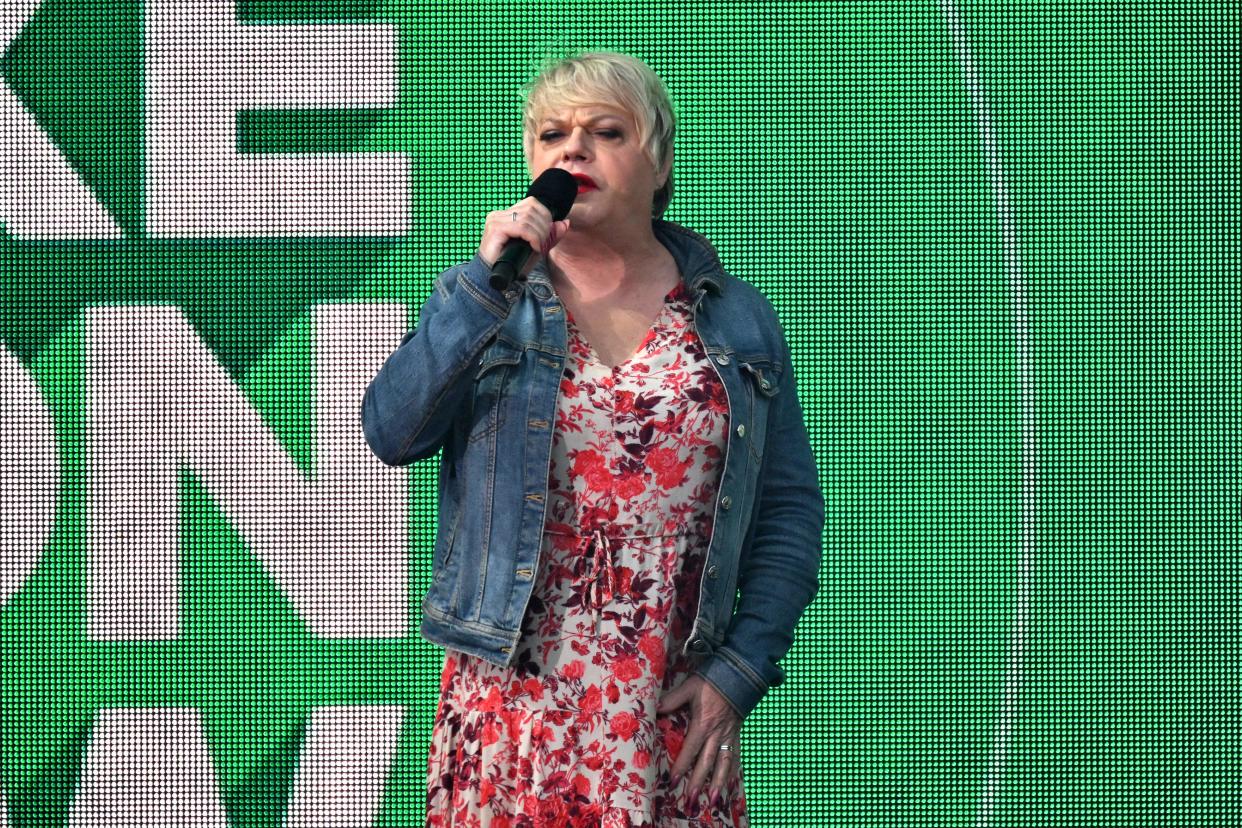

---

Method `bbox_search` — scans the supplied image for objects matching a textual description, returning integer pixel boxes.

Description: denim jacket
[361,219,823,718]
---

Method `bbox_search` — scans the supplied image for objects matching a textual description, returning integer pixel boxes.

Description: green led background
[1,0,1237,825]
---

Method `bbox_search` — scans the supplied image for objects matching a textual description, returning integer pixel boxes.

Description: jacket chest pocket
[468,341,523,444]
[740,359,781,464]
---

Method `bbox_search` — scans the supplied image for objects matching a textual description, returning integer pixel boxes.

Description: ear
[657,150,674,189]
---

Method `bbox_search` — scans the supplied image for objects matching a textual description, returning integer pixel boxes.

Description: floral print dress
[426,281,748,827]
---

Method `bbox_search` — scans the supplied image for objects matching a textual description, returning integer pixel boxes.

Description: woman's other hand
[478,196,572,279]
[657,673,743,809]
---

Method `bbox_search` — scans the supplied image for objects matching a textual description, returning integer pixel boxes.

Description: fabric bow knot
[576,527,617,610]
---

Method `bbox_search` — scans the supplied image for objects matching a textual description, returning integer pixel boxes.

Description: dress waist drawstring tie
[579,527,617,610]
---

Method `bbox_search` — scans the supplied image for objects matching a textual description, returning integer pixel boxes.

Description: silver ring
[511,211,518,222]
[718,744,733,752]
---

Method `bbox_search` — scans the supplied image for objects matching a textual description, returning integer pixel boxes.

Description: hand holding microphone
[479,168,578,291]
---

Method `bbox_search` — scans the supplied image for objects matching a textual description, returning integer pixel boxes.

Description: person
[361,50,823,827]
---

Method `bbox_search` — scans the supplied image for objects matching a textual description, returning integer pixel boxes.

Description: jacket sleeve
[361,254,519,466]
[695,320,825,719]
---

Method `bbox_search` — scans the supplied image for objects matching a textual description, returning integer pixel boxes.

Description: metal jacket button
[715,354,730,365]
[721,495,732,509]
[736,424,745,438]
[707,564,719,579]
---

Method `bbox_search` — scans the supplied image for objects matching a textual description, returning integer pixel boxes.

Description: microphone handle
[489,239,533,291]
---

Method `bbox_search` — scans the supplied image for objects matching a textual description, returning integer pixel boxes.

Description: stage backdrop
[1,1,1236,825]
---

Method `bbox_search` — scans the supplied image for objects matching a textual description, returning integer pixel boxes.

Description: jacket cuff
[693,645,769,720]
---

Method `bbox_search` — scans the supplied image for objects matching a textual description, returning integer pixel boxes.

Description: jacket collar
[527,219,725,296]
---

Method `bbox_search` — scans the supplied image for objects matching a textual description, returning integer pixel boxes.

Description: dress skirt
[427,281,749,827]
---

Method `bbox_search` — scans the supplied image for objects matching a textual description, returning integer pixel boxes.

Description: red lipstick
[570,173,597,189]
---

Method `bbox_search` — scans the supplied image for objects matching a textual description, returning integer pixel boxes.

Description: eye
[597,130,621,139]
[539,131,561,141]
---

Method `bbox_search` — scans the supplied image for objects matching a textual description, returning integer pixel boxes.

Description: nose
[560,126,592,160]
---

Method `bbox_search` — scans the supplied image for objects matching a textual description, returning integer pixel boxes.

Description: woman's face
[526,103,670,232]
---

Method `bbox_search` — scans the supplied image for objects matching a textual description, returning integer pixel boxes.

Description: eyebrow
[538,113,626,126]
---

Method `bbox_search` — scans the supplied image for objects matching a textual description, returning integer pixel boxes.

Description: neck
[546,219,669,299]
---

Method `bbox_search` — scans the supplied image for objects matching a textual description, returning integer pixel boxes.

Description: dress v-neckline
[566,284,683,372]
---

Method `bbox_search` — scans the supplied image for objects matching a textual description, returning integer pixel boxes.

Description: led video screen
[1,1,1236,825]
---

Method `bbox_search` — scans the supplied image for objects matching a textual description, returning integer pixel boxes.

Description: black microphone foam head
[526,168,578,221]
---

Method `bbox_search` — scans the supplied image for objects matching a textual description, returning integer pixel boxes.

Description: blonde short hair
[521,51,677,219]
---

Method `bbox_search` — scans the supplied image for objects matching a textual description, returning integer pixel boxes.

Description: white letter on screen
[68,708,229,827]
[145,0,408,238]
[85,304,408,640]
[0,344,58,610]
[282,705,405,827]
[0,0,123,239]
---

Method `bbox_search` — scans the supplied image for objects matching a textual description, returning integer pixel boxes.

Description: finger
[657,680,688,713]
[501,210,547,250]
[478,211,520,267]
[708,740,737,807]
[540,219,571,255]
[479,208,548,267]
[521,196,553,224]
[686,730,719,799]
[519,199,554,249]
[669,710,706,782]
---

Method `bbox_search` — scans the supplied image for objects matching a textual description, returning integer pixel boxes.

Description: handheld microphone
[489,168,578,292]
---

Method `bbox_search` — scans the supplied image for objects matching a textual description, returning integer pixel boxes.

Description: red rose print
[571,449,604,476]
[580,685,602,714]
[524,677,544,700]
[647,446,690,488]
[572,449,612,492]
[646,446,680,474]
[481,719,501,747]
[639,633,665,666]
[502,708,526,741]
[481,685,503,713]
[535,795,568,826]
[613,656,644,683]
[562,660,585,681]
[610,710,640,741]
[612,565,635,597]
[660,718,685,762]
[615,471,646,500]
[585,464,612,492]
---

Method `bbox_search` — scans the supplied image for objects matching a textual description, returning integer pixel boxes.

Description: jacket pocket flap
[741,361,781,397]
[474,341,524,379]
